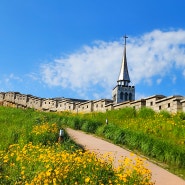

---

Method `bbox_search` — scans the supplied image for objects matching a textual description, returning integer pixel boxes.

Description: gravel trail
[66,128,185,185]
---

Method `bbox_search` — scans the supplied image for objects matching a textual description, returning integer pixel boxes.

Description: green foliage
[67,117,83,130]
[137,107,155,118]
[81,119,102,133]
[63,107,185,177]
[178,112,185,120]
[1,106,185,179]
[113,107,137,119]
[0,106,154,185]
[102,123,118,140]
[159,110,171,119]
[0,107,61,150]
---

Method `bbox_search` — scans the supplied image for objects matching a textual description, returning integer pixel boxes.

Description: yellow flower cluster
[0,142,154,185]
[116,154,154,185]
[31,123,58,135]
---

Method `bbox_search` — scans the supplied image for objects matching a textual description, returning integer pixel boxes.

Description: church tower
[112,35,135,103]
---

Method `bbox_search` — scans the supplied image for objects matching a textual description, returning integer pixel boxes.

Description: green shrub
[178,112,185,120]
[67,117,83,130]
[81,120,102,133]
[137,107,155,118]
[159,110,171,119]
[113,129,126,144]
[124,129,141,149]
[95,125,105,136]
[102,124,118,140]
[119,107,137,118]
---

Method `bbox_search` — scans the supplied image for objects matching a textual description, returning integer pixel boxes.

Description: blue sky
[0,0,185,100]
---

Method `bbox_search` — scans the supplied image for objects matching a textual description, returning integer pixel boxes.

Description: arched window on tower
[129,93,132,101]
[120,92,123,100]
[125,92,128,101]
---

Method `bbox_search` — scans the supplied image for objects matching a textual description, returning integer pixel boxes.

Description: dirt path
[66,128,185,185]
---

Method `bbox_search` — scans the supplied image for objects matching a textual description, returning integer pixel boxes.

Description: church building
[112,35,135,103]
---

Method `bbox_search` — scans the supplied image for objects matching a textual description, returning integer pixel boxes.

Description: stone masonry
[0,91,185,114]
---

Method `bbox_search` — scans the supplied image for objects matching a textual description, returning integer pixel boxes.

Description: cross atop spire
[124,34,128,46]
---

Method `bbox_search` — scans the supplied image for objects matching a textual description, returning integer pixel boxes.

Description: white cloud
[157,78,162,85]
[5,73,23,83]
[0,73,23,92]
[40,29,185,99]
[40,40,122,98]
[128,29,185,84]
[26,72,40,81]
[172,75,177,84]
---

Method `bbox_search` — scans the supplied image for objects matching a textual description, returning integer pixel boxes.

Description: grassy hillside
[0,106,154,185]
[0,107,64,150]
[60,107,185,179]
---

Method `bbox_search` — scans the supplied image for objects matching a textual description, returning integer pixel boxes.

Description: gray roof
[117,45,130,83]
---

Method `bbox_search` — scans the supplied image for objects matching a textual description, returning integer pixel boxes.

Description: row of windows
[96,104,103,108]
[151,102,171,108]
[58,105,71,109]
[81,104,103,109]
[28,101,39,104]
[58,103,68,107]
[159,103,170,110]
[44,102,55,105]
[5,94,14,97]
[16,98,26,101]
[120,92,132,101]
[81,105,88,109]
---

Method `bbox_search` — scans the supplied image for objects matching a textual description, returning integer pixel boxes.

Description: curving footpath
[66,128,185,185]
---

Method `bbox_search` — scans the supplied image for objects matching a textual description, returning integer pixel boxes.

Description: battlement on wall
[1,91,185,114]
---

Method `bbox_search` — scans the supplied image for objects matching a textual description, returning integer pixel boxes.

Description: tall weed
[81,120,102,133]
[137,107,155,118]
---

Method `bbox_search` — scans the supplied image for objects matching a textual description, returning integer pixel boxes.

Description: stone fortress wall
[1,91,185,114]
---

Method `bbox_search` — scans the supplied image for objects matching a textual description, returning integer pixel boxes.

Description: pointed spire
[117,35,130,86]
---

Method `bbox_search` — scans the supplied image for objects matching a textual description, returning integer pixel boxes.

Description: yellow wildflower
[85,177,90,183]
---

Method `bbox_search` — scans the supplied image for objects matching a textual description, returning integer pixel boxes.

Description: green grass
[0,106,154,185]
[1,106,185,180]
[61,107,185,179]
[0,107,78,150]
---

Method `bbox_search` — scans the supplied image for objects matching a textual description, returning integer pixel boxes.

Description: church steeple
[112,35,135,103]
[117,35,130,86]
